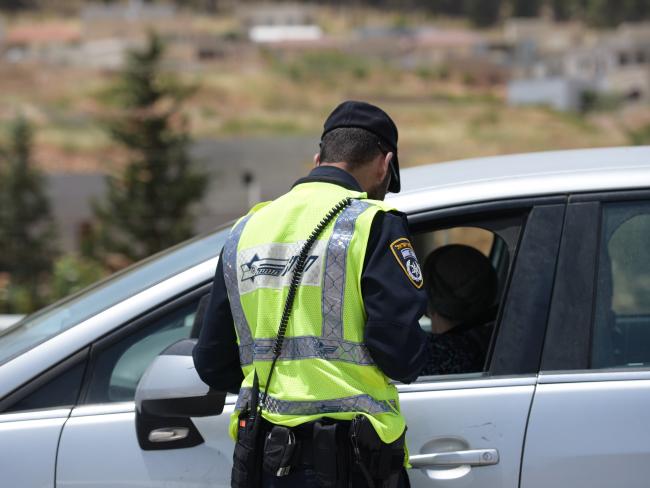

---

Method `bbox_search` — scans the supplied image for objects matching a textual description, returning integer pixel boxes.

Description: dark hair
[319,127,383,169]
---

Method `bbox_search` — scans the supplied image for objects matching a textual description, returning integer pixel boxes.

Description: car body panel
[521,372,650,488]
[0,409,70,488]
[58,402,236,488]
[402,378,535,488]
[394,146,650,214]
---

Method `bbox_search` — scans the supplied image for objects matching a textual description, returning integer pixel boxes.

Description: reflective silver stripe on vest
[236,387,396,415]
[223,216,254,355]
[321,200,371,340]
[239,336,374,366]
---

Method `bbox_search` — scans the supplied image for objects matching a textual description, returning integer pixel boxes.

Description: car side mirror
[134,338,226,450]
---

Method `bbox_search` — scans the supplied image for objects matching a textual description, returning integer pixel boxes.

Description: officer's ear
[380,151,393,181]
[314,152,321,167]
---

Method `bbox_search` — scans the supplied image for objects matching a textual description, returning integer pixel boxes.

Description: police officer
[193,101,428,487]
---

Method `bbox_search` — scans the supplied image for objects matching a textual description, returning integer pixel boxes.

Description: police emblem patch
[389,238,423,289]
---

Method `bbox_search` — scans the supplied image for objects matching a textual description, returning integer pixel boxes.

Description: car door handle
[409,449,499,468]
[148,427,190,443]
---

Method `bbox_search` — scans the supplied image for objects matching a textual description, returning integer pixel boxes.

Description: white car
[2,146,650,488]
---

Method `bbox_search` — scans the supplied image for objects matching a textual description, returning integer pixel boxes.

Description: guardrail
[0,315,24,331]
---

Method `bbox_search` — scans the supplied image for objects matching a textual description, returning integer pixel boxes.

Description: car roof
[390,146,650,213]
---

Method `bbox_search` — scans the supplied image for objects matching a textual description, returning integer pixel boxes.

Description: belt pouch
[312,421,339,488]
[350,415,405,483]
[231,374,263,488]
[263,425,296,477]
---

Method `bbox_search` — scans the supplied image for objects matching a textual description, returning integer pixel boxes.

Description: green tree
[427,0,467,16]
[0,116,57,312]
[467,0,502,27]
[586,0,624,27]
[551,0,581,20]
[93,32,208,264]
[627,122,650,145]
[511,0,541,17]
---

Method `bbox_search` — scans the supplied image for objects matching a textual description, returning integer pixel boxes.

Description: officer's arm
[361,211,429,384]
[192,251,244,394]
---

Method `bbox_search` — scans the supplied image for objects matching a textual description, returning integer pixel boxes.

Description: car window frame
[542,188,650,374]
[0,281,213,414]
[0,348,89,413]
[77,283,212,406]
[408,195,567,381]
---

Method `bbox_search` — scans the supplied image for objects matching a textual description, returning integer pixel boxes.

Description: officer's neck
[317,161,380,198]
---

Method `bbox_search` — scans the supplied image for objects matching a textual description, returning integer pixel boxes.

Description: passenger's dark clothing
[420,326,487,376]
[193,165,428,394]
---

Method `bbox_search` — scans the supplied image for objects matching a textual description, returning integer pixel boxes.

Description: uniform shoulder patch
[389,238,423,289]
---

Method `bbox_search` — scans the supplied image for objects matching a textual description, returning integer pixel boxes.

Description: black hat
[424,245,497,325]
[321,100,401,193]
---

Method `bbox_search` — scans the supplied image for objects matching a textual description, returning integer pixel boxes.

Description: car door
[0,349,88,487]
[55,284,235,488]
[521,191,650,488]
[401,197,565,487]
[68,197,564,488]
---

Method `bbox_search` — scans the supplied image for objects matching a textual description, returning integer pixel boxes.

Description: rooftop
[391,146,650,213]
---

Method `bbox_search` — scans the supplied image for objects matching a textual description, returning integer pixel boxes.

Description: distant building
[506,21,650,108]
[507,77,589,112]
[3,22,81,64]
[239,3,323,44]
[79,38,140,70]
[81,0,176,41]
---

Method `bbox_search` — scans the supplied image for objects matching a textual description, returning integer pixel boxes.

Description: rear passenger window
[592,202,650,368]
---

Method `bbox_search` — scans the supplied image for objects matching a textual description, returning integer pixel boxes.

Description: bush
[50,255,107,302]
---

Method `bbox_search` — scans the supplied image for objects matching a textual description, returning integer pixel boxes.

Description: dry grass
[0,24,640,172]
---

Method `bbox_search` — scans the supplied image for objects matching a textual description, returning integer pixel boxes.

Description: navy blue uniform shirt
[193,166,428,393]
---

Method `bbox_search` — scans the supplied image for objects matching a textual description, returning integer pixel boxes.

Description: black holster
[231,374,263,488]
[349,415,406,488]
[312,420,350,488]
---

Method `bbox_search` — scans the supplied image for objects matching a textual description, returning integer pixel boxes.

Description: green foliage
[626,123,650,146]
[93,32,208,264]
[0,281,35,315]
[467,0,502,27]
[50,255,107,302]
[426,0,468,16]
[511,0,541,17]
[410,0,650,26]
[273,50,373,83]
[0,116,57,312]
[551,0,582,21]
[580,90,624,113]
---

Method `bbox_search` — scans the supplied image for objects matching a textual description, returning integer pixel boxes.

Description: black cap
[424,245,497,326]
[321,100,401,193]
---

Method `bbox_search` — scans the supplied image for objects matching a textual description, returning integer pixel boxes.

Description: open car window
[411,212,525,381]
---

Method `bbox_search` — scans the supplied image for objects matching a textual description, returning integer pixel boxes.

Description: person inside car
[420,244,497,376]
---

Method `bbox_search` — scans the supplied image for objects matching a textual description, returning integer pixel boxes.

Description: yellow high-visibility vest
[223,181,405,445]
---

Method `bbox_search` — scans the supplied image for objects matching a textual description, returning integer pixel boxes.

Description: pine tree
[93,32,208,264]
[511,0,541,17]
[467,0,502,27]
[0,116,57,311]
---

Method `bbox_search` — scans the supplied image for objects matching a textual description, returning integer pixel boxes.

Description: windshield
[0,227,230,367]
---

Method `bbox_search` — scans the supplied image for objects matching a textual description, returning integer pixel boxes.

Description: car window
[2,357,86,413]
[592,202,650,368]
[412,216,523,381]
[0,228,228,368]
[85,299,200,404]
